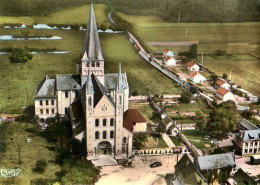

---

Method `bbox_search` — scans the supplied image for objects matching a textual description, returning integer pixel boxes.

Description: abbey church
[34,4,134,159]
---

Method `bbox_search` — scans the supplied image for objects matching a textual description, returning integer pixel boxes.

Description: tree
[34,159,47,173]
[222,73,228,80]
[211,147,226,155]
[241,110,254,120]
[190,86,199,94]
[155,122,166,133]
[189,44,198,59]
[132,90,139,96]
[207,101,239,134]
[195,111,207,131]
[209,74,218,86]
[9,48,33,63]
[180,91,192,103]
[133,133,148,150]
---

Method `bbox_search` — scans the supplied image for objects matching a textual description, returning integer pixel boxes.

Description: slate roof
[239,118,259,130]
[105,73,128,90]
[123,109,146,132]
[217,87,229,96]
[56,74,81,91]
[81,3,104,61]
[35,76,56,98]
[195,153,235,171]
[243,129,260,142]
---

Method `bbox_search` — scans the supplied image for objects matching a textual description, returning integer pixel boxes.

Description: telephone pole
[18,144,21,165]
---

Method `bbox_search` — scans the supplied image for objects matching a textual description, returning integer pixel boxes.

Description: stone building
[35,4,134,159]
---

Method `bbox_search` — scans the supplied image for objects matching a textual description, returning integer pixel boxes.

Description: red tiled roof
[163,48,169,53]
[217,87,229,96]
[186,61,196,67]
[123,109,146,132]
[164,56,172,61]
[189,71,198,78]
[216,79,226,86]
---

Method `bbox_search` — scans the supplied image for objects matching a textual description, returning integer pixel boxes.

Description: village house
[163,48,175,57]
[215,78,231,90]
[163,56,176,66]
[234,129,260,156]
[123,109,147,133]
[34,4,138,160]
[216,87,235,102]
[189,71,206,83]
[186,61,200,72]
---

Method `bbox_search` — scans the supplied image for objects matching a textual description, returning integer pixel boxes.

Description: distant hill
[110,0,260,23]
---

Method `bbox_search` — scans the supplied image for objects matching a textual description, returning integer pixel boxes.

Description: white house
[189,72,206,83]
[186,61,200,72]
[216,87,235,101]
[216,79,230,90]
[164,56,176,66]
[163,48,175,57]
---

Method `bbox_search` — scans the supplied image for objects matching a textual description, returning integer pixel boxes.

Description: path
[162,133,176,148]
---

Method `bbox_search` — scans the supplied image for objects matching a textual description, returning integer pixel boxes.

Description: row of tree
[110,0,260,22]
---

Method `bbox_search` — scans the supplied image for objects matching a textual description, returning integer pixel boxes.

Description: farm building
[189,71,206,83]
[215,78,230,90]
[186,61,200,72]
[163,56,176,66]
[216,87,235,102]
[163,48,175,57]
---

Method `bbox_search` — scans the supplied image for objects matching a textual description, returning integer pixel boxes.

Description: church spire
[81,2,104,61]
[86,71,94,94]
[116,63,123,93]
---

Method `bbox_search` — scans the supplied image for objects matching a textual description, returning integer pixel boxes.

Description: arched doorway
[97,141,112,155]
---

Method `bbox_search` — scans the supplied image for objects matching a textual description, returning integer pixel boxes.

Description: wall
[35,98,57,119]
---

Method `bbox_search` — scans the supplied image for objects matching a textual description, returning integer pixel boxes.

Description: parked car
[150,162,162,168]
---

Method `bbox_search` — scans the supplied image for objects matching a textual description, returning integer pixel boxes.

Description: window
[110,131,114,139]
[119,96,122,104]
[95,131,100,139]
[46,100,49,105]
[46,109,49,114]
[40,109,43,114]
[52,109,55,114]
[110,118,114,126]
[97,62,100,67]
[95,119,99,127]
[88,97,92,106]
[75,92,78,98]
[65,107,68,114]
[92,62,95,67]
[123,137,126,143]
[65,92,69,98]
[103,131,107,139]
[103,119,107,126]
[87,63,90,67]
[51,100,54,105]
[40,100,43,106]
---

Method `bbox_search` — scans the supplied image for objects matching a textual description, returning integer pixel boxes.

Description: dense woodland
[0,0,259,22]
[110,0,260,22]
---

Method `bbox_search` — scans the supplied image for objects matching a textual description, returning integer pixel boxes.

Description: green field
[0,4,110,26]
[118,12,260,96]
[0,122,61,185]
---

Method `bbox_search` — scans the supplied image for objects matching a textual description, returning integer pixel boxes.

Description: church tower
[115,64,124,157]
[79,3,105,86]
[85,72,95,157]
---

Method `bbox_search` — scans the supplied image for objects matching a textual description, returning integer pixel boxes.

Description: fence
[135,147,187,156]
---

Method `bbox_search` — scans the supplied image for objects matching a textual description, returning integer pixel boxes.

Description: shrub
[9,48,33,63]
[34,159,47,173]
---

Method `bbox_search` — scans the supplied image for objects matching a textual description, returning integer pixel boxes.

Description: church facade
[35,4,133,159]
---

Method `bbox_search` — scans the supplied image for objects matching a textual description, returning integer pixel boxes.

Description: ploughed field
[118,12,260,96]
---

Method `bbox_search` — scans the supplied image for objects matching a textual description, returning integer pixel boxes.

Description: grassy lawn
[182,130,215,149]
[101,34,182,95]
[170,136,184,147]
[203,58,260,96]
[0,4,110,26]
[0,122,61,185]
[142,134,168,149]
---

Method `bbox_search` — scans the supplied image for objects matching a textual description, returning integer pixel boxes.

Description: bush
[34,159,47,173]
[30,178,57,185]
[9,48,33,63]
[180,91,192,103]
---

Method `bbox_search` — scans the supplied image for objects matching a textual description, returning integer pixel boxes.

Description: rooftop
[243,129,260,141]
[187,61,197,68]
[216,79,226,86]
[56,74,81,91]
[239,118,259,130]
[123,109,146,132]
[189,71,198,78]
[35,76,56,98]
[196,153,236,170]
[217,87,229,96]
